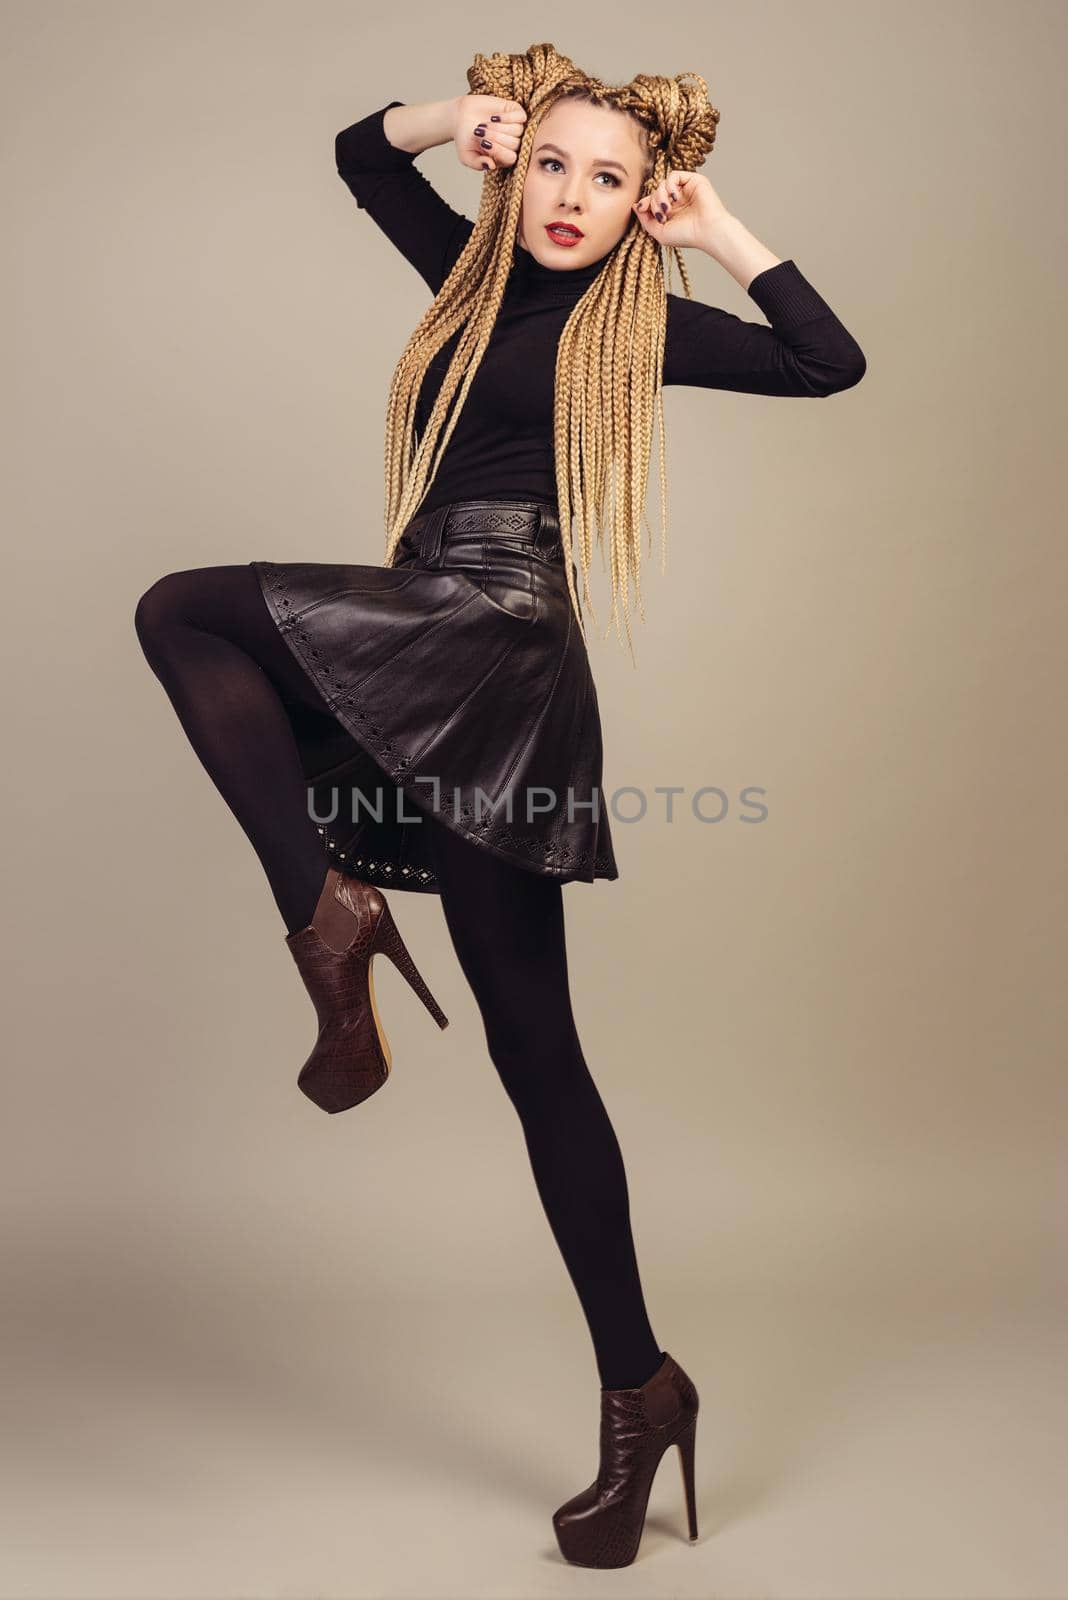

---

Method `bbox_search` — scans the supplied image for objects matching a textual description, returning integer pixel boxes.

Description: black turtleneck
[335,101,866,517]
[506,237,613,299]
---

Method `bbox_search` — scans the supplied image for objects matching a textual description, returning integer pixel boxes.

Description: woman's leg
[425,816,665,1391]
[134,565,347,934]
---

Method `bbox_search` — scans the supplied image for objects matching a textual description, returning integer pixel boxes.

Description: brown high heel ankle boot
[285,867,449,1114]
[551,1351,699,1568]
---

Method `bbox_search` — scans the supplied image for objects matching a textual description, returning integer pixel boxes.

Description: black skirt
[250,497,619,895]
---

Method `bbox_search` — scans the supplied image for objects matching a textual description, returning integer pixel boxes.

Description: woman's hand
[452,94,527,173]
[632,170,732,252]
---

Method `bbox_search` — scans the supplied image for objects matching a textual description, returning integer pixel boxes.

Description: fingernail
[490,114,501,122]
[474,125,486,134]
[481,139,492,149]
[481,162,490,170]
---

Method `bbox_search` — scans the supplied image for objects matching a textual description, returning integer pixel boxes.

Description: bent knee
[133,569,200,645]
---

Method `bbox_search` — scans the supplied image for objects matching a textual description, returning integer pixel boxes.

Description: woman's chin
[521,236,593,272]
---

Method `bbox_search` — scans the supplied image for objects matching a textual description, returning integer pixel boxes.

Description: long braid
[380,41,720,664]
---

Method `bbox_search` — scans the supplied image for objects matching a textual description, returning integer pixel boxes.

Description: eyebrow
[534,141,630,176]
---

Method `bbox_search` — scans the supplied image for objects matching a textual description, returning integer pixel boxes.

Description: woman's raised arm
[663,260,867,398]
[637,170,866,397]
[335,99,474,295]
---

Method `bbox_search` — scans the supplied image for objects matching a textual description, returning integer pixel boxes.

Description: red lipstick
[545,223,584,247]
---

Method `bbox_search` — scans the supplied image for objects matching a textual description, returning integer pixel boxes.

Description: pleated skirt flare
[249,497,619,895]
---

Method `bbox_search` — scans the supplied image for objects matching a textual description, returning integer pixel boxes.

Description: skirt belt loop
[535,502,561,560]
[420,504,450,567]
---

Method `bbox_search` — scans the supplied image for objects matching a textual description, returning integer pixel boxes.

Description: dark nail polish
[490,114,501,121]
[474,125,486,135]
[481,162,490,170]
[480,139,492,149]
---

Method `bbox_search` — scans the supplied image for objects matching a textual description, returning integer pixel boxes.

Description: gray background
[4,1,1065,1595]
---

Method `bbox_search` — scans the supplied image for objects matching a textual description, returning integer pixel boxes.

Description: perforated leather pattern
[446,509,537,535]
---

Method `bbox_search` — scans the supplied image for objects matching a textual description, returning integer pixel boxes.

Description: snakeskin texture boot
[285,867,448,1114]
[551,1351,699,1568]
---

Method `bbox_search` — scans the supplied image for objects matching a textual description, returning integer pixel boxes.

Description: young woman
[134,41,865,1569]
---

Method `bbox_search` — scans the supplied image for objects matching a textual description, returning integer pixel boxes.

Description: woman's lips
[545,224,583,248]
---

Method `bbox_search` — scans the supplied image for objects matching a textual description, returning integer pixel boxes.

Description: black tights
[134,565,664,1390]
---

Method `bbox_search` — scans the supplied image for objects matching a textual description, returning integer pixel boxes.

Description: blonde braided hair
[381,41,720,661]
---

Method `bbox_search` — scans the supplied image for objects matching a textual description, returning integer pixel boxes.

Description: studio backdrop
[3,4,1064,1598]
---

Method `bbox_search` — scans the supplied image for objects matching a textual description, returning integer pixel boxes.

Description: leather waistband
[400,498,563,566]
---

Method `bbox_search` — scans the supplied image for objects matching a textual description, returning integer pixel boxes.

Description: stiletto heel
[286,867,449,1114]
[676,1415,699,1541]
[371,896,449,1028]
[552,1351,700,1568]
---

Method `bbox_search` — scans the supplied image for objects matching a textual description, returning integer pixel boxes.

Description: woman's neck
[508,238,614,299]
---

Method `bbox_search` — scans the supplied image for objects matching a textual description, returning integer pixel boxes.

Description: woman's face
[517,99,648,271]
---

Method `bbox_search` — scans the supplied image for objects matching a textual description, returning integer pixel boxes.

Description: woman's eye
[538,157,620,188]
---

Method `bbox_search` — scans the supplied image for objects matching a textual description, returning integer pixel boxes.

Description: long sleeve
[663,258,867,397]
[335,101,474,295]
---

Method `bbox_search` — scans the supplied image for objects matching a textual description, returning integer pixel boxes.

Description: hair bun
[468,41,586,112]
[622,69,720,172]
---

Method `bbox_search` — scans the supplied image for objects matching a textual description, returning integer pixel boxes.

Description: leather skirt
[249,497,619,894]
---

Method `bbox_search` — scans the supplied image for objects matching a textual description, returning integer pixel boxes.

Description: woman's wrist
[697,212,782,292]
[382,98,460,157]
